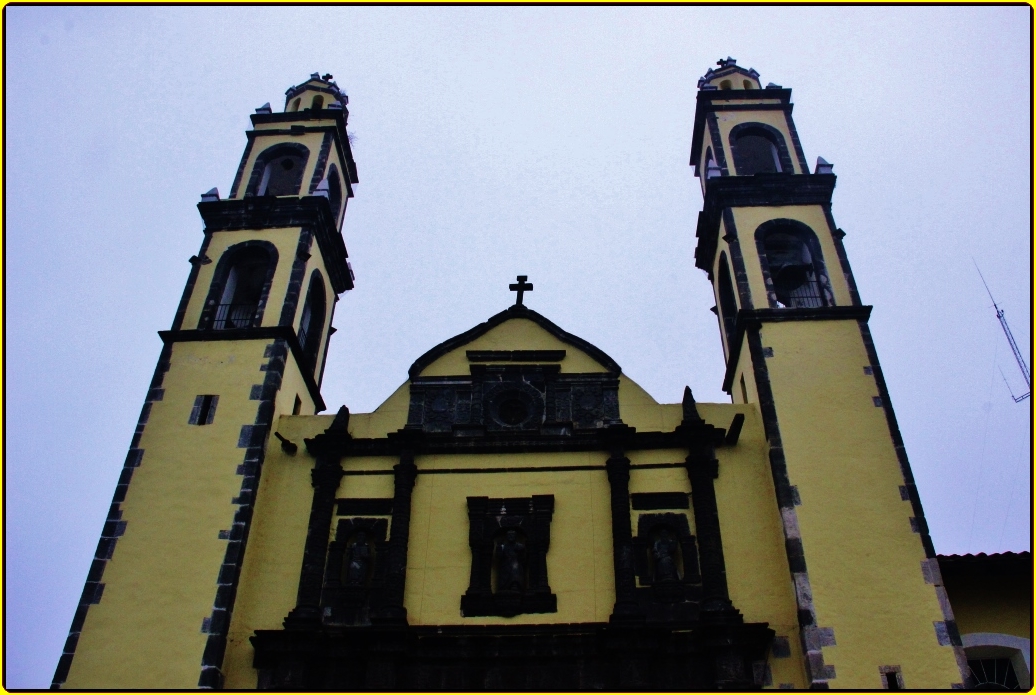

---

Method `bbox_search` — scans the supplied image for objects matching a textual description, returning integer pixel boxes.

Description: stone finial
[814,157,834,175]
[255,102,272,114]
[682,386,704,424]
[328,405,351,433]
[200,187,220,202]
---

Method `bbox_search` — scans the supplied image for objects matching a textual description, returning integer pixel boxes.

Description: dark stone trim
[721,306,873,393]
[744,327,832,687]
[684,449,735,614]
[856,320,938,559]
[339,462,688,476]
[198,338,289,688]
[705,112,730,176]
[197,240,280,330]
[317,296,337,389]
[159,327,326,412]
[307,132,333,194]
[337,498,394,516]
[408,304,620,380]
[721,209,754,313]
[370,453,418,624]
[823,205,862,306]
[631,492,689,510]
[171,233,213,331]
[467,349,566,362]
[694,174,837,272]
[309,425,729,459]
[276,230,315,328]
[229,137,255,200]
[283,448,346,633]
[690,87,792,164]
[241,141,311,199]
[52,343,174,689]
[728,122,795,176]
[250,620,775,690]
[461,495,557,618]
[783,109,810,174]
[605,446,642,622]
[198,197,352,293]
[709,102,792,113]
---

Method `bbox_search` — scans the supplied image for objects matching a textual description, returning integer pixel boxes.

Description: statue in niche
[345,531,372,585]
[496,529,526,593]
[652,527,680,583]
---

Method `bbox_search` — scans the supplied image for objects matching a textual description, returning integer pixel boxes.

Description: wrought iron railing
[213,303,258,329]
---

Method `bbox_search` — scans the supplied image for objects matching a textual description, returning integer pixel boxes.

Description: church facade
[53,63,1023,690]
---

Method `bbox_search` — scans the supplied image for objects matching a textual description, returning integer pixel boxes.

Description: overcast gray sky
[5,6,1031,688]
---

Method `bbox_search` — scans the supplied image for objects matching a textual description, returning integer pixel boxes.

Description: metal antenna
[974,260,1030,401]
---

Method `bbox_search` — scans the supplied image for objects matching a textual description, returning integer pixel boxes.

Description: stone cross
[509,275,533,306]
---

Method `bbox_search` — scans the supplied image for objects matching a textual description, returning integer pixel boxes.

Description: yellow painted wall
[761,319,963,688]
[405,451,615,625]
[222,414,335,689]
[64,338,278,688]
[732,205,853,308]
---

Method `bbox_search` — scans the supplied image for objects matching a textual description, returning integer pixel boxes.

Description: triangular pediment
[409,305,621,379]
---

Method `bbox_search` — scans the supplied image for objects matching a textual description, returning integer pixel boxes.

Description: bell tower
[52,73,358,689]
[691,58,972,688]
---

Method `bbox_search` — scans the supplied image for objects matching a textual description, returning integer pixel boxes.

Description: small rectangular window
[189,395,218,425]
[885,671,901,690]
[293,394,302,416]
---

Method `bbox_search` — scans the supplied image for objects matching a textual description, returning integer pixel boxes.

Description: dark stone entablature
[197,196,353,294]
[694,173,837,273]
[251,620,775,690]
[408,365,620,434]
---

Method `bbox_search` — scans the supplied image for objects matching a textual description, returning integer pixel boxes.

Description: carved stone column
[685,445,736,616]
[371,450,418,625]
[284,454,344,629]
[605,448,642,622]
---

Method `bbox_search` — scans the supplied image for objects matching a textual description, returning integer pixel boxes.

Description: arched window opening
[759,224,834,308]
[717,253,738,348]
[298,272,326,370]
[743,80,753,90]
[968,658,1022,690]
[213,247,272,329]
[289,98,301,112]
[326,164,343,222]
[311,95,324,110]
[733,130,781,175]
[259,152,306,196]
[719,79,732,90]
